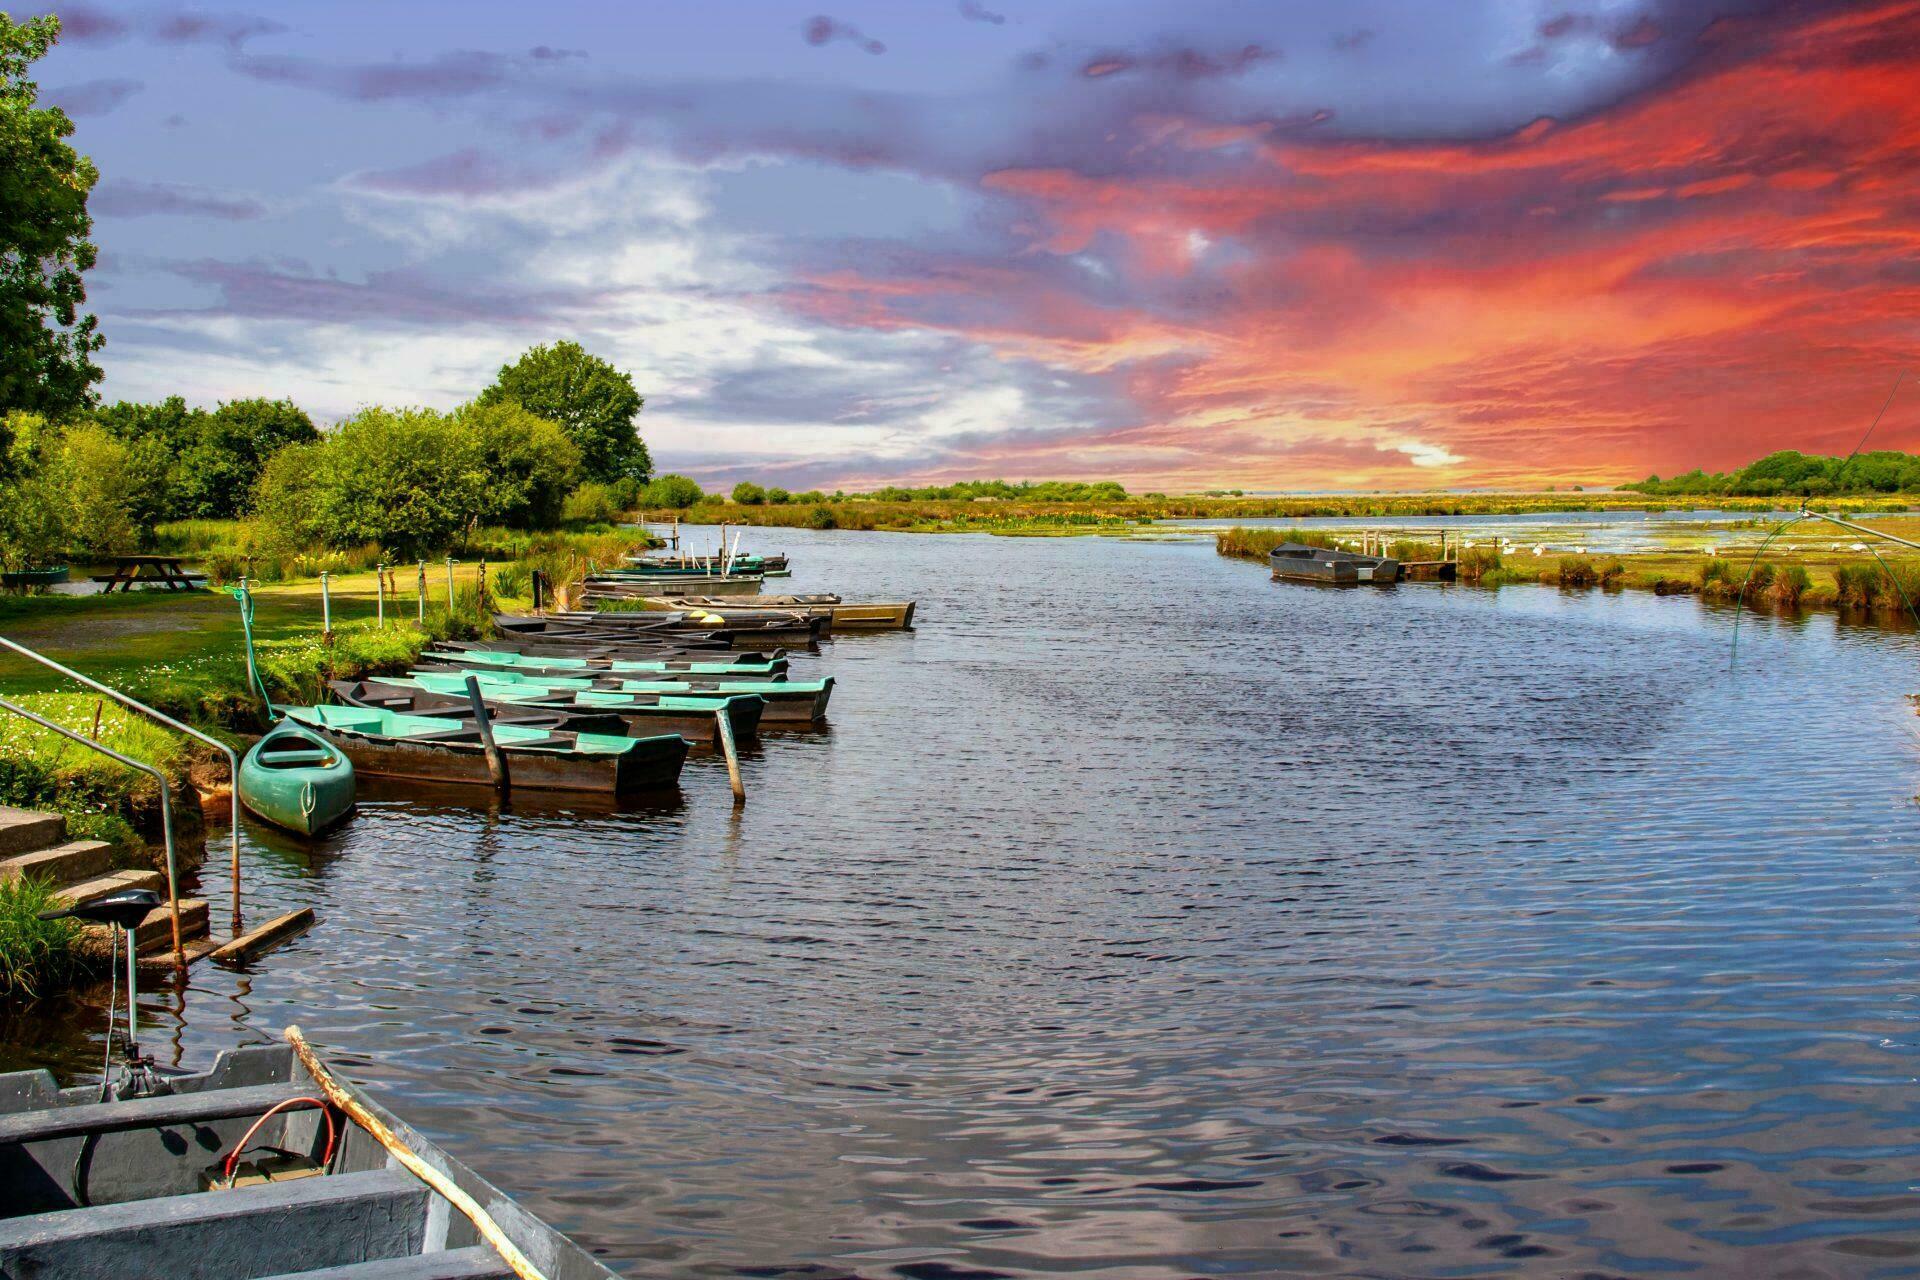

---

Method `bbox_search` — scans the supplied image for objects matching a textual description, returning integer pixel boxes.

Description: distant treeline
[726,479,1131,505]
[1622,450,1920,497]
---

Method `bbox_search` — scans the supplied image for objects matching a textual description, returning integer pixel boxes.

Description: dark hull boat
[1268,543,1400,585]
[495,611,822,650]
[490,614,735,651]
[570,596,915,631]
[332,677,767,744]
[584,571,766,596]
[0,1041,618,1279]
[284,705,689,794]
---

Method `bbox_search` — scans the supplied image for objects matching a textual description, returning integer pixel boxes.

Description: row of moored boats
[239,548,915,833]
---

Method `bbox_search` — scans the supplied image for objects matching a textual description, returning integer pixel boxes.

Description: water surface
[7,528,1920,1277]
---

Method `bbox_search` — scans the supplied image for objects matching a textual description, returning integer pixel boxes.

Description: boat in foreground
[284,704,689,794]
[237,719,357,836]
[571,596,916,631]
[0,1041,617,1279]
[1268,543,1401,585]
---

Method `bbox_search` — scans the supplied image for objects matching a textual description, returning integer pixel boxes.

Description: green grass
[0,876,86,1001]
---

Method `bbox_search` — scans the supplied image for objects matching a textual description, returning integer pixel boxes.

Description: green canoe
[238,719,357,836]
[411,667,832,724]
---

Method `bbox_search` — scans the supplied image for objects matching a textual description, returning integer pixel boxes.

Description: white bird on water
[1533,544,1546,556]
[1851,542,1869,551]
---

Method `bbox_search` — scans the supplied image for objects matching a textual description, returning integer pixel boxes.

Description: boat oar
[283,1026,549,1280]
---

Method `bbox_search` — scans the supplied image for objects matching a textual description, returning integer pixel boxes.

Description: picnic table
[91,555,209,593]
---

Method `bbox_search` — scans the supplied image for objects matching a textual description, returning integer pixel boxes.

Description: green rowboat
[238,719,357,836]
[284,704,688,794]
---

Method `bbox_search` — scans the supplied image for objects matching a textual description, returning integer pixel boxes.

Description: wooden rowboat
[1268,543,1400,585]
[0,565,69,589]
[284,704,688,794]
[495,612,821,650]
[332,676,767,744]
[411,668,834,725]
[0,1040,617,1278]
[576,595,915,631]
[428,642,790,678]
[237,719,356,836]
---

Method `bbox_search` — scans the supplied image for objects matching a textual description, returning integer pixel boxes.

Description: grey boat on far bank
[0,1042,618,1280]
[1268,543,1400,585]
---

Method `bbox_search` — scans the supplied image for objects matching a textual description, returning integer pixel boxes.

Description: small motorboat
[1268,543,1401,585]
[0,1037,618,1278]
[332,676,767,744]
[237,719,357,836]
[283,705,689,794]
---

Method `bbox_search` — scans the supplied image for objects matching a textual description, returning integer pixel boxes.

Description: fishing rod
[1797,507,1920,553]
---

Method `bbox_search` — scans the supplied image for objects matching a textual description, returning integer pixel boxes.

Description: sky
[22,0,1920,492]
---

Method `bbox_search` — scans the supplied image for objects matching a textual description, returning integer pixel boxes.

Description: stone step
[55,868,166,908]
[0,806,65,858]
[83,897,211,953]
[0,839,113,887]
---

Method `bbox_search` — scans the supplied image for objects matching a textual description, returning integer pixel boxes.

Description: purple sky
[30,0,1908,490]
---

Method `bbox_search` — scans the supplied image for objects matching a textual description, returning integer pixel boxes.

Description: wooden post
[416,562,426,624]
[714,703,745,805]
[319,572,332,640]
[477,558,488,625]
[376,563,385,627]
[444,557,455,616]
[532,568,546,613]
[462,674,510,796]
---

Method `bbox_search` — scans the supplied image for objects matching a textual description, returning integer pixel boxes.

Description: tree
[0,15,103,419]
[0,412,66,569]
[455,400,580,528]
[55,424,138,557]
[177,398,319,519]
[308,407,488,554]
[477,341,650,483]
[642,474,704,509]
[731,481,766,505]
[251,441,325,552]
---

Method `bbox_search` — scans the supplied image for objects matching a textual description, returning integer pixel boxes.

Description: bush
[732,481,767,505]
[56,424,140,558]
[1834,563,1884,608]
[1558,556,1598,587]
[1771,564,1811,606]
[1699,559,1735,589]
[643,474,704,509]
[765,487,791,504]
[491,563,531,600]
[562,482,622,525]
[805,506,837,530]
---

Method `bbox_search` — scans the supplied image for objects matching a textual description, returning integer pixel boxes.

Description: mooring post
[462,674,510,796]
[416,562,426,624]
[477,558,488,625]
[319,572,332,640]
[532,569,546,613]
[376,563,385,627]
[714,703,745,805]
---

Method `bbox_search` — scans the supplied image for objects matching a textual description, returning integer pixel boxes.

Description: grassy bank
[148,519,655,585]
[645,490,1920,537]
[1216,524,1920,618]
[0,877,85,1000]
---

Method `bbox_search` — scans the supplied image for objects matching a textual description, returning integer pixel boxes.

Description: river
[6,526,1920,1276]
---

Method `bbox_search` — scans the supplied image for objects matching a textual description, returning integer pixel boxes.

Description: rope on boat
[284,1025,551,1280]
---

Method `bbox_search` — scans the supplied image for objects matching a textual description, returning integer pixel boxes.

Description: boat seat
[255,1245,514,1280]
[0,1167,430,1277]
[0,1082,316,1148]
[259,750,333,766]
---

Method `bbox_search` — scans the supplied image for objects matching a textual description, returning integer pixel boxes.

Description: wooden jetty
[0,1037,618,1279]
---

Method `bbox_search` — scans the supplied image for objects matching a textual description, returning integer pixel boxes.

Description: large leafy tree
[0,15,103,419]
[478,342,650,483]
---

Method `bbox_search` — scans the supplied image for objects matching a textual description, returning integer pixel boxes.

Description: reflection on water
[8,528,1920,1277]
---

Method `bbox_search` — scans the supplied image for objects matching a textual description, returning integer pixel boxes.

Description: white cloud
[1391,439,1464,468]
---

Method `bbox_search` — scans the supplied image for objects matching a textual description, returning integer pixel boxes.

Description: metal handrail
[0,695,185,972]
[0,634,245,936]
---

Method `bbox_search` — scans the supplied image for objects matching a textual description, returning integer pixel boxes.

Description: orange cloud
[785,0,1920,490]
